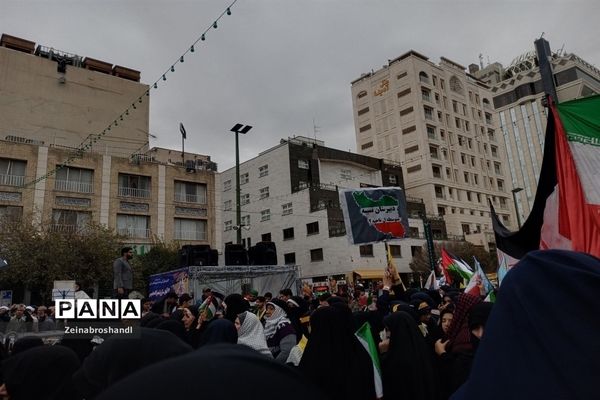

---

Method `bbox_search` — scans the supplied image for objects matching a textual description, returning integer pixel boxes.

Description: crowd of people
[0,249,597,399]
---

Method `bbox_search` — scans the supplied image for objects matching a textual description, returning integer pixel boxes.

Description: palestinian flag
[441,248,473,282]
[492,95,600,282]
[355,322,383,399]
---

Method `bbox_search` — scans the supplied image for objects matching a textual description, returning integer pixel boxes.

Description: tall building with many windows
[0,34,217,253]
[351,51,516,243]
[218,136,438,281]
[471,48,600,220]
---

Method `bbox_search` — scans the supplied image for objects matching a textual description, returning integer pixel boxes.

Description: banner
[148,268,190,301]
[339,187,409,245]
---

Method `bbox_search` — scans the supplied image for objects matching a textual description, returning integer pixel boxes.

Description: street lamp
[230,123,253,244]
[511,187,523,229]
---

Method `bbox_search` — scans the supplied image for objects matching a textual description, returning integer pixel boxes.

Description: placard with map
[339,187,409,245]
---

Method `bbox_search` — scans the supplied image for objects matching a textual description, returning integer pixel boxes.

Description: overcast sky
[2,0,598,170]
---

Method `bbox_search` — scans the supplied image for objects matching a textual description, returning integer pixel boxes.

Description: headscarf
[2,346,81,400]
[155,319,188,343]
[96,344,328,400]
[223,293,249,322]
[299,306,376,400]
[447,293,481,353]
[237,311,272,358]
[382,311,436,400]
[287,295,309,342]
[10,336,44,355]
[72,328,192,399]
[452,250,600,400]
[264,300,291,340]
[197,318,238,347]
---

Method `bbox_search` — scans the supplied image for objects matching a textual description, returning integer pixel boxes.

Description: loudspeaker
[249,241,277,265]
[178,245,218,267]
[225,243,249,266]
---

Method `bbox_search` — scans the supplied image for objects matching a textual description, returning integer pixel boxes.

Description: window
[388,175,397,184]
[466,191,472,201]
[405,145,419,154]
[494,162,502,175]
[422,88,431,102]
[118,174,151,198]
[282,202,293,216]
[223,200,232,211]
[260,209,270,222]
[397,71,408,80]
[0,158,26,186]
[283,227,294,240]
[359,124,372,133]
[397,88,411,98]
[310,248,324,262]
[432,165,442,178]
[174,218,206,240]
[434,185,445,199]
[449,76,463,94]
[389,245,402,258]
[0,205,22,221]
[429,145,439,159]
[497,179,505,191]
[462,224,471,235]
[438,206,446,216]
[400,106,414,116]
[261,233,271,242]
[51,209,91,233]
[359,244,374,257]
[361,141,373,150]
[224,220,232,231]
[298,159,309,169]
[427,125,436,139]
[340,169,352,180]
[284,252,296,265]
[241,193,250,206]
[117,214,150,238]
[491,145,498,158]
[174,181,207,204]
[223,179,232,191]
[259,165,269,177]
[240,173,249,185]
[424,106,434,120]
[259,187,270,200]
[55,166,93,193]
[241,215,250,227]
[357,90,367,99]
[357,107,370,116]
[409,227,420,238]
[419,71,429,84]
[307,221,319,235]
[402,126,416,134]
[411,246,422,257]
[407,165,422,173]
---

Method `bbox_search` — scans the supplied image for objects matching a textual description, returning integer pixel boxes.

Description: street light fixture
[511,187,524,229]
[230,123,253,244]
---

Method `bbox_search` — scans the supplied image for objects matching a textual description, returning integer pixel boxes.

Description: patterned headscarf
[447,292,482,353]
[237,311,272,358]
[263,301,291,340]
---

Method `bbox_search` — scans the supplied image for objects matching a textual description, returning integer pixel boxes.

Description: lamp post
[230,123,253,244]
[511,187,523,229]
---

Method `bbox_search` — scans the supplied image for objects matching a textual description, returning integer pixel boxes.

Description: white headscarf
[263,301,291,340]
[237,311,272,358]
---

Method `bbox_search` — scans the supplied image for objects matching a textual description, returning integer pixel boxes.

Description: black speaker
[249,241,277,265]
[225,243,248,266]
[178,245,218,267]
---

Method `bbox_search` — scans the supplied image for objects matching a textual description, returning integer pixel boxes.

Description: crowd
[0,249,598,399]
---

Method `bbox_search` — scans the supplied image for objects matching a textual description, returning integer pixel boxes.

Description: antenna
[539,32,545,39]
[558,43,565,56]
[313,118,321,140]
[479,53,484,69]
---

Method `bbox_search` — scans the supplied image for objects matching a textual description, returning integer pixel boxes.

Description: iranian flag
[465,257,494,297]
[540,96,600,255]
[355,322,383,399]
[441,248,473,283]
[491,95,600,276]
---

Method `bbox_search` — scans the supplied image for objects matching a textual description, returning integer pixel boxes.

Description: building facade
[351,51,516,245]
[472,49,600,220]
[0,34,218,253]
[218,136,448,280]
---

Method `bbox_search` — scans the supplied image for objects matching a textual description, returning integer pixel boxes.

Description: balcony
[49,224,82,233]
[117,227,151,238]
[174,192,206,204]
[175,230,207,241]
[0,174,25,187]
[118,186,151,199]
[55,179,93,193]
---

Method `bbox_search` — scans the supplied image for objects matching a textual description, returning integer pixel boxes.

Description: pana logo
[55,299,141,319]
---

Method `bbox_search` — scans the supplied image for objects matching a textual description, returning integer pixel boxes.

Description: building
[351,50,517,246]
[217,135,449,282]
[472,47,600,220]
[0,34,217,253]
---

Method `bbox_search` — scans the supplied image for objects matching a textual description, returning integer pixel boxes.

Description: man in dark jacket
[113,247,133,299]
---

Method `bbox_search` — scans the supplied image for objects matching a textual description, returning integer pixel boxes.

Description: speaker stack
[249,241,277,265]
[178,245,218,267]
[224,243,249,266]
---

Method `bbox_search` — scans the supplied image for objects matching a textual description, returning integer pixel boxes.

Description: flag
[387,244,406,291]
[465,257,494,297]
[484,291,496,303]
[441,248,473,282]
[491,95,600,283]
[425,270,439,290]
[355,322,383,399]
